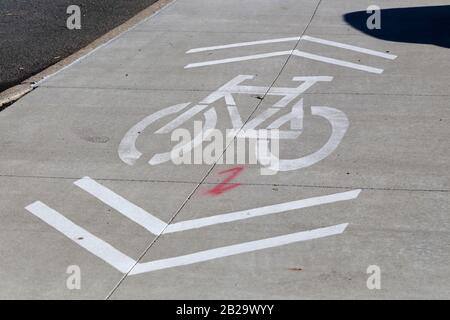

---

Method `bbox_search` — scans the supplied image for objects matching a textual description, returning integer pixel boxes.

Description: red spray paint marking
[206,166,244,196]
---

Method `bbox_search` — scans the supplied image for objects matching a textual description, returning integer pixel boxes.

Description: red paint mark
[206,166,244,196]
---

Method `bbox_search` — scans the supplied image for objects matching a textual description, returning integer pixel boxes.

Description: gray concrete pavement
[0,0,449,299]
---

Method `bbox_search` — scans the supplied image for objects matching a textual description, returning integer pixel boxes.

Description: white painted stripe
[268,98,304,130]
[165,189,360,233]
[292,50,383,74]
[186,35,396,60]
[26,201,350,275]
[155,104,209,134]
[130,223,348,274]
[301,35,397,59]
[184,51,293,69]
[185,50,383,73]
[25,201,136,273]
[272,106,349,171]
[227,105,244,129]
[74,177,359,235]
[241,107,280,132]
[149,107,218,165]
[74,177,167,235]
[118,102,190,165]
[186,37,301,53]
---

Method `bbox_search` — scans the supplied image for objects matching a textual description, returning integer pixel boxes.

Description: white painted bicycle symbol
[24,34,398,276]
[118,74,349,171]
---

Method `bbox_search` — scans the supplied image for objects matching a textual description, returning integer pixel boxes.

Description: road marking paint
[227,105,244,128]
[185,50,383,73]
[155,104,209,134]
[149,107,218,165]
[199,75,332,107]
[74,176,359,234]
[118,102,190,165]
[25,201,137,273]
[165,189,360,233]
[130,223,348,274]
[270,106,349,171]
[118,75,343,170]
[76,176,360,233]
[301,35,397,59]
[241,107,280,132]
[186,37,301,53]
[25,200,349,274]
[187,35,396,60]
[267,98,304,131]
[185,50,293,69]
[26,179,359,274]
[291,50,383,74]
[74,177,167,235]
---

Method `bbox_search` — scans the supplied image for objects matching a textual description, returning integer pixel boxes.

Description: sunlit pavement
[0,0,449,299]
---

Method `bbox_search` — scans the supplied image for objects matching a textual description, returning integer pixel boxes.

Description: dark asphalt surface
[0,0,158,92]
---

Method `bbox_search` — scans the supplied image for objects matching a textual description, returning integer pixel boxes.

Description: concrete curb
[0,0,173,110]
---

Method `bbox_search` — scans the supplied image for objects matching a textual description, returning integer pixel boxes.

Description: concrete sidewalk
[0,0,449,299]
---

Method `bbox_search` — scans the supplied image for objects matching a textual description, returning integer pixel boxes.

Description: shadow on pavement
[343,5,450,48]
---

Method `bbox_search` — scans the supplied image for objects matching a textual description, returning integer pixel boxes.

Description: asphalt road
[0,0,158,92]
